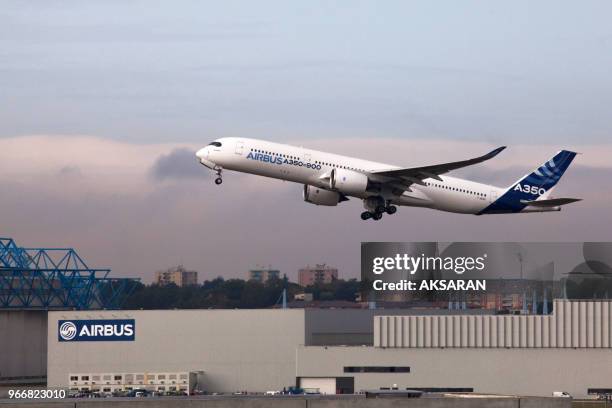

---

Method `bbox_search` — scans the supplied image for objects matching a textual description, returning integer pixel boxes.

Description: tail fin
[512,150,577,194]
[479,150,577,214]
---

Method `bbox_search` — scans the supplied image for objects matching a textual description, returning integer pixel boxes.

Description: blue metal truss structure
[0,237,139,310]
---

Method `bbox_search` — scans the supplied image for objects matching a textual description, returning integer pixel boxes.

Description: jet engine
[303,185,348,206]
[329,168,369,196]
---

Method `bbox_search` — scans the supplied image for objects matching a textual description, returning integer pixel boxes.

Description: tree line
[122,276,362,309]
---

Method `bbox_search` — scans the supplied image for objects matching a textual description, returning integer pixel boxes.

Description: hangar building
[46,300,612,398]
[0,311,47,383]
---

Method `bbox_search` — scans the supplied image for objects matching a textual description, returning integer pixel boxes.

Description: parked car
[265,390,280,395]
[126,389,150,397]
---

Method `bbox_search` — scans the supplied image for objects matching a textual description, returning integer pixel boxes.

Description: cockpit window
[208,141,222,147]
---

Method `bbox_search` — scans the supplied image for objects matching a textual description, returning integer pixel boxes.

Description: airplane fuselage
[196,137,567,217]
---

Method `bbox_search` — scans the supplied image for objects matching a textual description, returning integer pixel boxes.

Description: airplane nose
[195,147,208,160]
[196,147,216,170]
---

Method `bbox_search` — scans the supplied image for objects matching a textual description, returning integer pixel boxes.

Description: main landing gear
[213,167,223,185]
[360,197,397,221]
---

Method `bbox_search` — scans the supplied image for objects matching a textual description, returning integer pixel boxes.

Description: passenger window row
[249,147,365,172]
[315,160,364,172]
[250,148,298,160]
[426,182,485,197]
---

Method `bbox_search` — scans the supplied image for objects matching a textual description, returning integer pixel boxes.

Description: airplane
[195,138,580,221]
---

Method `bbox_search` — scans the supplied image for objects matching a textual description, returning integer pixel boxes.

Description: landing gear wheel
[386,205,397,215]
[375,205,386,214]
[213,167,223,185]
[372,212,383,221]
[360,211,372,220]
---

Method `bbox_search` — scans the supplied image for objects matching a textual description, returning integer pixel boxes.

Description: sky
[1,1,611,282]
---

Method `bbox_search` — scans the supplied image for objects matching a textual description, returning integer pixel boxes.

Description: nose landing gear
[213,167,223,185]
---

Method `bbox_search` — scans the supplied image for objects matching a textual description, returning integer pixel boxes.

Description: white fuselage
[196,137,553,215]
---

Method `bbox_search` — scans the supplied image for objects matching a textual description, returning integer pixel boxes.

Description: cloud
[0,135,195,194]
[150,148,202,181]
[1,134,611,282]
[58,165,82,177]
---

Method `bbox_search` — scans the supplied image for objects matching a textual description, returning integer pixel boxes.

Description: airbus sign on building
[58,319,135,342]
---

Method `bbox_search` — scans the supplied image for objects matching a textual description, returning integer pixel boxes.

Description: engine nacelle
[303,185,346,206]
[329,168,369,196]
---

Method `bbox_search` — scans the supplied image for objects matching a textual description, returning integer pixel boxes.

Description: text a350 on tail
[196,138,580,221]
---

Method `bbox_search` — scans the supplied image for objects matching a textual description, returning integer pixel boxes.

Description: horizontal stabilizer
[520,198,581,207]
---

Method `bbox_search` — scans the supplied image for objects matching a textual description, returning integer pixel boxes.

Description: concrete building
[45,300,612,397]
[247,266,280,283]
[48,309,304,393]
[68,370,204,394]
[154,265,198,287]
[298,300,612,397]
[298,264,338,287]
[46,308,435,392]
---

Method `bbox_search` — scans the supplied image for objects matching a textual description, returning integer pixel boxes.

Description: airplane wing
[368,146,506,190]
[520,198,581,207]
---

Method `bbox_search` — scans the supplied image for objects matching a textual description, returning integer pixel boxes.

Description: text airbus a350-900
[195,138,580,221]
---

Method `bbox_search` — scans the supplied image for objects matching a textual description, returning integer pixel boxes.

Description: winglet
[369,145,507,181]
[485,146,507,159]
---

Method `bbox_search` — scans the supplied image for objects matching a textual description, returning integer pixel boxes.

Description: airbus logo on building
[59,321,77,341]
[58,319,135,342]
